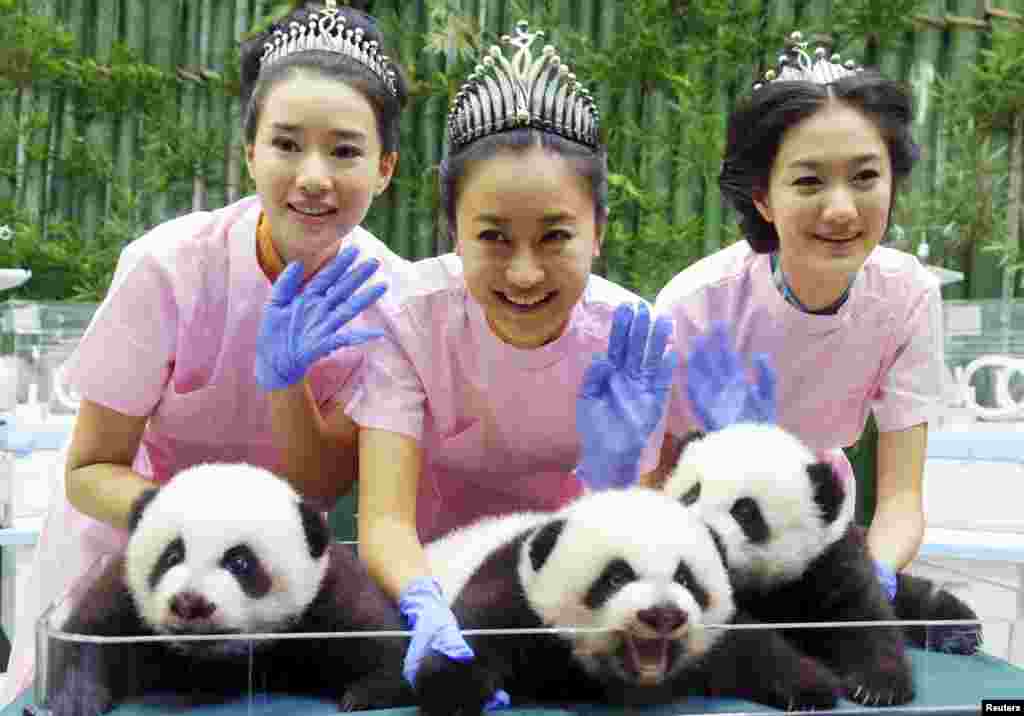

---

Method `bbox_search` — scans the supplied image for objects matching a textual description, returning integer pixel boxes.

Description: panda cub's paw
[415,651,500,716]
[766,655,842,712]
[896,574,983,655]
[842,663,914,707]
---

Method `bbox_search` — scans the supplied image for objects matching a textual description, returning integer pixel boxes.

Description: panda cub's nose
[170,591,217,621]
[637,603,687,634]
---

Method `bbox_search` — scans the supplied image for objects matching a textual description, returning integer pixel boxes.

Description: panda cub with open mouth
[415,487,846,715]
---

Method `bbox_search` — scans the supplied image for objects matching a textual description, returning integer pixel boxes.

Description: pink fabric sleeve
[63,249,177,417]
[871,284,944,432]
[345,328,427,440]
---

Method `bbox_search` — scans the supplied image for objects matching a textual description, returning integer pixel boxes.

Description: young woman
[343,21,676,705]
[653,32,943,608]
[3,2,408,702]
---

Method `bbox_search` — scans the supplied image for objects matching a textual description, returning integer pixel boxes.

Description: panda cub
[415,487,847,715]
[44,463,413,715]
[665,423,916,706]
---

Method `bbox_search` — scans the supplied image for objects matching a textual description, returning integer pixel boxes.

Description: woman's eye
[478,230,505,243]
[334,145,363,159]
[272,137,299,152]
[793,176,821,187]
[853,169,880,183]
[543,230,572,242]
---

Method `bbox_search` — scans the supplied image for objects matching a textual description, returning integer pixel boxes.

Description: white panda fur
[426,510,549,602]
[664,423,916,707]
[45,463,414,715]
[124,463,329,644]
[664,423,850,590]
[416,486,844,715]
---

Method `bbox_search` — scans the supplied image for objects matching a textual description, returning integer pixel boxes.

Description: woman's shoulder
[572,274,651,342]
[346,225,412,276]
[119,196,261,271]
[656,240,757,311]
[581,272,647,313]
[859,246,941,303]
[372,252,469,329]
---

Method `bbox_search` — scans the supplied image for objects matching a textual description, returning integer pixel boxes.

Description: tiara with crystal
[260,0,398,97]
[447,20,600,152]
[752,30,863,91]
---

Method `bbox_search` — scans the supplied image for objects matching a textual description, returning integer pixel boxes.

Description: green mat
[8,649,1023,715]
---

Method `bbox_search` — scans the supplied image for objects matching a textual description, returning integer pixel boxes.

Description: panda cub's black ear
[529,519,566,572]
[807,462,844,525]
[128,488,161,532]
[297,501,330,559]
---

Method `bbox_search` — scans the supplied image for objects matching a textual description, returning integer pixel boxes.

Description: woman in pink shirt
[340,21,673,710]
[653,33,943,611]
[3,2,408,702]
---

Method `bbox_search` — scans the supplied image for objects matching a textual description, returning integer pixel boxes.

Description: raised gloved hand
[686,320,777,431]
[399,577,511,710]
[256,245,387,391]
[576,302,678,490]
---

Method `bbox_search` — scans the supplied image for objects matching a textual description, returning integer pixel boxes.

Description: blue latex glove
[399,577,511,710]
[256,245,387,391]
[686,320,777,431]
[576,302,678,490]
[874,560,898,602]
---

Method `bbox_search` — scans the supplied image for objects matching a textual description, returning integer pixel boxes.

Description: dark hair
[718,70,920,253]
[238,3,408,153]
[438,129,609,242]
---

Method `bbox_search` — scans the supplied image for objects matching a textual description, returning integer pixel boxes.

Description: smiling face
[245,71,396,275]
[454,145,602,349]
[753,100,892,306]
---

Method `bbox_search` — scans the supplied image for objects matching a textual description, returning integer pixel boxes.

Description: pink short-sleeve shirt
[64,195,409,482]
[348,253,668,543]
[655,241,944,466]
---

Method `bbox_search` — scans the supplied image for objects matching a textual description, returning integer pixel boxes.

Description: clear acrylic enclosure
[24,550,1024,716]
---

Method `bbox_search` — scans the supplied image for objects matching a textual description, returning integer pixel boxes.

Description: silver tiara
[447,20,600,152]
[260,0,398,97]
[752,31,863,91]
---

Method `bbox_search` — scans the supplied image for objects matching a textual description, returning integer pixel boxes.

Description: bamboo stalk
[1006,111,1023,300]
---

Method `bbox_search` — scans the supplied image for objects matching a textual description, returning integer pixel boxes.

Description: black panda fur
[43,463,414,715]
[666,423,918,706]
[894,572,982,654]
[414,487,846,715]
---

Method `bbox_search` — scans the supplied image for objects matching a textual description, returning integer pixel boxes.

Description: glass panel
[31,553,1024,715]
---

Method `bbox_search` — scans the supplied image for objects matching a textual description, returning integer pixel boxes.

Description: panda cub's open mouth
[621,635,682,685]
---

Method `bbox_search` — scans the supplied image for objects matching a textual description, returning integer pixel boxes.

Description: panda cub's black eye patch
[221,544,272,598]
[585,558,636,609]
[730,497,770,544]
[673,561,710,610]
[148,536,186,590]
